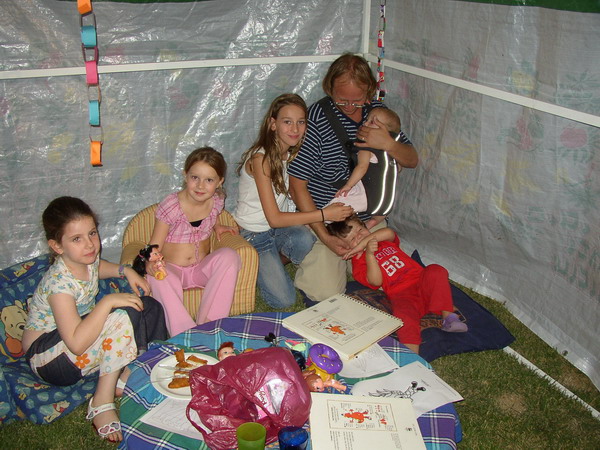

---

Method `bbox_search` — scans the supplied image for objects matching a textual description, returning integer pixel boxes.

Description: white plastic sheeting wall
[0,1,598,389]
[380,1,599,390]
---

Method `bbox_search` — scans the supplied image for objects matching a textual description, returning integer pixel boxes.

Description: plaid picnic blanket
[118,312,462,450]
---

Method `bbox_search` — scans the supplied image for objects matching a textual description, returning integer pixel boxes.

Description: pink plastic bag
[186,347,311,450]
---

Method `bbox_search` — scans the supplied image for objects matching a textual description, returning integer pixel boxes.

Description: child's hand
[365,216,385,229]
[365,238,378,256]
[323,203,354,222]
[214,223,239,241]
[126,268,152,296]
[364,218,377,230]
[101,293,144,311]
[335,186,352,198]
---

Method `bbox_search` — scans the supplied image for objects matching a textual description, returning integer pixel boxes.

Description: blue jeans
[240,226,316,308]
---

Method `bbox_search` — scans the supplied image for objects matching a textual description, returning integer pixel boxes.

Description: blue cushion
[409,250,515,361]
[1,360,98,424]
[0,255,133,424]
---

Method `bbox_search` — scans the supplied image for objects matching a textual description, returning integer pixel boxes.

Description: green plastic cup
[236,422,266,450]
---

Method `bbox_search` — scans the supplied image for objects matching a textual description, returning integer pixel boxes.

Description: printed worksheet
[309,393,425,450]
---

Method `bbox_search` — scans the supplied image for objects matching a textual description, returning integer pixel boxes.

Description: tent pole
[0,55,340,81]
[503,347,600,421]
[363,54,600,128]
[361,0,372,57]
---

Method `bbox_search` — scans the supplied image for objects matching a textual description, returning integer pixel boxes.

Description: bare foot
[405,343,420,354]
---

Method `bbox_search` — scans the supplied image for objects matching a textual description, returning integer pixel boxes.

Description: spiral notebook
[282,293,403,360]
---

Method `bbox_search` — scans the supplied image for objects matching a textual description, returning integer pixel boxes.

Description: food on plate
[187,354,208,365]
[168,350,208,389]
[168,376,190,389]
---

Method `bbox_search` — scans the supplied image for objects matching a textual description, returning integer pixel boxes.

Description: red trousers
[389,264,453,345]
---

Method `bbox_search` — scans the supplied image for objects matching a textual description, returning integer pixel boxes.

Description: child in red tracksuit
[327,215,467,354]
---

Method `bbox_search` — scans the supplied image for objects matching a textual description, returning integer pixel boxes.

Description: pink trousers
[148,247,241,336]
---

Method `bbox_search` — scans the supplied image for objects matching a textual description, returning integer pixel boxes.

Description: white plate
[150,352,219,400]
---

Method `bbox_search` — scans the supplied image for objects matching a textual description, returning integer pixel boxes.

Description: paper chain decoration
[376,0,386,102]
[78,0,102,166]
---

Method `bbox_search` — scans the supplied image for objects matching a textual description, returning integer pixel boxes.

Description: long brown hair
[237,93,307,196]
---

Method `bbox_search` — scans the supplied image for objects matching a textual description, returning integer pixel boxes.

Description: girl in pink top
[149,147,241,336]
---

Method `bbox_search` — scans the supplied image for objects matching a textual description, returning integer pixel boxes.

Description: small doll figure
[133,244,168,280]
[302,369,347,392]
[217,341,236,360]
[302,343,346,392]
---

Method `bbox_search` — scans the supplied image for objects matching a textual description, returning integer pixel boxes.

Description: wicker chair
[120,204,258,316]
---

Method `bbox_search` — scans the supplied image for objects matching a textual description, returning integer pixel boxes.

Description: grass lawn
[1,281,598,449]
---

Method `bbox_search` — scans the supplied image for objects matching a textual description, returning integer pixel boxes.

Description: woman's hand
[323,203,354,222]
[214,223,239,241]
[343,237,376,260]
[356,116,418,168]
[356,117,394,151]
[321,233,351,257]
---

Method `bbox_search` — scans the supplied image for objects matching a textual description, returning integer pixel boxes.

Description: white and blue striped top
[288,97,411,220]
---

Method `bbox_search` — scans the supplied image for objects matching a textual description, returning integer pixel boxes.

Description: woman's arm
[289,175,350,256]
[50,292,142,355]
[252,153,352,228]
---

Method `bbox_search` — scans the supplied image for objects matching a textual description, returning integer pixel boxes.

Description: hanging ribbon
[376,1,386,102]
[79,1,102,166]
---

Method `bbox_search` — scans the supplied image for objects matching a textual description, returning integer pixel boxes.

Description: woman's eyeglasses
[334,102,366,109]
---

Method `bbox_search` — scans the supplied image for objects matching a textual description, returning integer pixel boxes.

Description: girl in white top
[234,93,353,308]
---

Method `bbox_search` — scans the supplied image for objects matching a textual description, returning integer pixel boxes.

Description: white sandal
[86,397,122,440]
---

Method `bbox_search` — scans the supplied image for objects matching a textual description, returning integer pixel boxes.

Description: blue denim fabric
[240,226,316,308]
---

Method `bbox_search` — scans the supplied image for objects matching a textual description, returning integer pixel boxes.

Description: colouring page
[351,361,463,417]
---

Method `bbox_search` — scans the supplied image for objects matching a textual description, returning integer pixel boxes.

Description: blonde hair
[322,53,377,101]
[183,147,227,197]
[237,93,307,195]
[369,108,401,133]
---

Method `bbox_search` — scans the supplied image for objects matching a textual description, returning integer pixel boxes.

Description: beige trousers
[294,220,386,301]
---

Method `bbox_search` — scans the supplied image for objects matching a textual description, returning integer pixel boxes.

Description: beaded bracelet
[118,264,132,278]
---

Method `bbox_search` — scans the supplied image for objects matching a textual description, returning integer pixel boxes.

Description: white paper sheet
[139,398,205,441]
[351,361,463,417]
[338,343,400,378]
[309,393,426,450]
